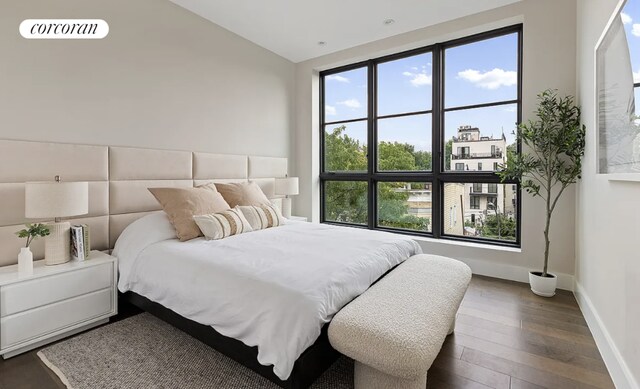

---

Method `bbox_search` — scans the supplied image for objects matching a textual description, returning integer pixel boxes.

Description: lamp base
[44,221,71,266]
[282,197,292,219]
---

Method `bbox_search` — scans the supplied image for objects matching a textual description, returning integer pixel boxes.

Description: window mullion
[432,43,443,239]
[367,60,377,230]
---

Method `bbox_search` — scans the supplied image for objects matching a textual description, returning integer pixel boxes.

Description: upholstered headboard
[0,140,288,266]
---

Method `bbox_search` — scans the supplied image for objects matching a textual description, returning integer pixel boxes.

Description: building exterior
[405,183,432,220]
[443,182,465,236]
[449,125,516,234]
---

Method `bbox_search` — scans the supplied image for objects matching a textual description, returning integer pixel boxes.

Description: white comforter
[115,213,421,380]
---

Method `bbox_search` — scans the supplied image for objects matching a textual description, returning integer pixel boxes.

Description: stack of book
[70,224,90,261]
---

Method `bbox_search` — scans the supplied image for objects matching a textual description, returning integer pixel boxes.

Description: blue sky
[622,0,640,80]
[324,33,519,152]
[621,0,640,118]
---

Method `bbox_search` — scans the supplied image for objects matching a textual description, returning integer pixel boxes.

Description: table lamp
[274,177,299,219]
[25,176,89,265]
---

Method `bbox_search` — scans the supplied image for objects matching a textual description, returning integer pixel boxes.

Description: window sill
[410,234,522,253]
[320,221,521,253]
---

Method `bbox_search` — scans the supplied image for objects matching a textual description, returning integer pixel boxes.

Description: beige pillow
[215,181,271,207]
[238,204,284,231]
[148,184,230,241]
[193,207,253,240]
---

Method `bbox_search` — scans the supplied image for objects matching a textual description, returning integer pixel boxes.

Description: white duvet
[115,213,421,380]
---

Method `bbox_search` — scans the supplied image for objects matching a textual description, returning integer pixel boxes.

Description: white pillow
[113,211,177,291]
[238,203,284,231]
[193,207,253,240]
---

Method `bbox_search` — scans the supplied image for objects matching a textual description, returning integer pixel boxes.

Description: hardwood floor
[0,276,614,389]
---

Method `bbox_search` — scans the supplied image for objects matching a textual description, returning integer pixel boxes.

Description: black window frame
[319,24,522,248]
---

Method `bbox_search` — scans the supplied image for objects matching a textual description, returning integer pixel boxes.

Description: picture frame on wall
[595,0,640,181]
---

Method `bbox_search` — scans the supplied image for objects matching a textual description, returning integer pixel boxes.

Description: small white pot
[18,247,34,276]
[529,271,557,297]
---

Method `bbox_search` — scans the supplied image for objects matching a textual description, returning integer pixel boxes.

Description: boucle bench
[328,254,472,389]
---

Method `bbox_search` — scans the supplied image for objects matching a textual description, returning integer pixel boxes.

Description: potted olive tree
[498,90,585,297]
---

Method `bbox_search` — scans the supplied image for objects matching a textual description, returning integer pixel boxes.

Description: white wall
[292,0,578,286]
[0,0,294,158]
[576,0,640,387]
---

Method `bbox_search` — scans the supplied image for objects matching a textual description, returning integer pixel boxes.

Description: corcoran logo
[19,19,109,39]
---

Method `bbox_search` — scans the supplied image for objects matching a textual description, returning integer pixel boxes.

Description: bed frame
[122,292,340,389]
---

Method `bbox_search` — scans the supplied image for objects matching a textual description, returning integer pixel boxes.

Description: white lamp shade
[25,181,89,219]
[274,177,299,196]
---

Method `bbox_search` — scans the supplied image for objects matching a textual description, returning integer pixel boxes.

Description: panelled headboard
[0,140,288,267]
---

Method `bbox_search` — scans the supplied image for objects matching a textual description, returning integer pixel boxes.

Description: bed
[115,212,421,388]
[0,139,422,388]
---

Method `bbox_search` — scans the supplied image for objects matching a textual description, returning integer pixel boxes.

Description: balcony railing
[469,187,498,195]
[451,151,503,160]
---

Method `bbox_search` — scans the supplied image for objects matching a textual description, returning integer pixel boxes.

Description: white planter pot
[18,247,34,276]
[529,271,557,297]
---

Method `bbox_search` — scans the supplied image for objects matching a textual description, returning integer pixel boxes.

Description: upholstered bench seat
[328,254,472,389]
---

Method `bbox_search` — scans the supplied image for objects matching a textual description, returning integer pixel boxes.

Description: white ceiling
[169,0,521,63]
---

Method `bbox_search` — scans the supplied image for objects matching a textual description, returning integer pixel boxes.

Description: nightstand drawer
[0,263,113,317]
[0,287,113,350]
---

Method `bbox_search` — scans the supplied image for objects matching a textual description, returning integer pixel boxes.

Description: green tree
[378,142,416,171]
[324,126,368,224]
[324,128,431,231]
[445,139,453,170]
[324,125,367,171]
[414,150,432,171]
[480,215,516,240]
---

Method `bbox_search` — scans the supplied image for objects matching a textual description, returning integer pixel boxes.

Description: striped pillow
[238,204,284,231]
[193,207,253,240]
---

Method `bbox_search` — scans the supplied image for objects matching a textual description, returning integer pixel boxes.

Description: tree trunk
[543,182,552,277]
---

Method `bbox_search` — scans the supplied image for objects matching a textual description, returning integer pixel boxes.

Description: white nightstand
[288,216,308,222]
[0,250,117,358]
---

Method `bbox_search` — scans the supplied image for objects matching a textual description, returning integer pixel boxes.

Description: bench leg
[354,361,426,389]
[448,316,456,335]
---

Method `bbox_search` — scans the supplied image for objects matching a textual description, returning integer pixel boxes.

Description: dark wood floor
[0,276,614,389]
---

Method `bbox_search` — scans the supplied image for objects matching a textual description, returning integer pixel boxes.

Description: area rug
[37,313,353,389]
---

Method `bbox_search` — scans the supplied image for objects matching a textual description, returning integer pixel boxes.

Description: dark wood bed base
[121,291,341,389]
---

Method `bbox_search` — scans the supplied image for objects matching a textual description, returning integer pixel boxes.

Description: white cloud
[458,68,517,90]
[325,105,337,116]
[634,70,640,83]
[326,75,349,83]
[337,99,361,108]
[503,106,517,113]
[633,23,640,37]
[402,70,432,87]
[621,12,632,25]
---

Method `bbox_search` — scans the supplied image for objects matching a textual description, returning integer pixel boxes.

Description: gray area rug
[38,313,353,389]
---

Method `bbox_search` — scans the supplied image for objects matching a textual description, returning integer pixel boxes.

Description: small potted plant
[15,223,50,275]
[498,89,586,297]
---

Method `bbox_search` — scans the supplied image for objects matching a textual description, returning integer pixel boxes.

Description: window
[457,146,470,158]
[320,25,521,246]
